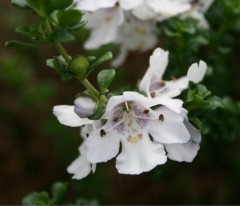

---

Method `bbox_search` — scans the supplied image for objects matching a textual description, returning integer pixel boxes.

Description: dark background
[1,1,240,205]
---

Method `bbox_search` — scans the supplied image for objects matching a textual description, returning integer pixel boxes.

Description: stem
[44,18,102,99]
[45,19,71,63]
[81,78,99,97]
[55,42,71,63]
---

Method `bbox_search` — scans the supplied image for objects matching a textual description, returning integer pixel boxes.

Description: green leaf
[48,0,73,12]
[46,56,75,80]
[74,198,99,206]
[207,96,224,110]
[22,192,50,206]
[87,52,113,76]
[87,56,97,62]
[222,97,240,114]
[11,0,28,8]
[27,0,74,14]
[16,24,44,39]
[5,40,44,49]
[185,83,214,111]
[49,182,68,205]
[196,84,212,98]
[190,117,210,135]
[26,0,41,13]
[97,69,115,93]
[187,83,211,103]
[22,182,68,206]
[187,95,209,111]
[57,9,83,27]
[48,28,75,42]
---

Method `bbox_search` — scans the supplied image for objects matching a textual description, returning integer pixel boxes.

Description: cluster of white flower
[75,0,214,66]
[53,48,207,179]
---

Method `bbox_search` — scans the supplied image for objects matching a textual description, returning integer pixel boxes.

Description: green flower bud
[70,55,89,79]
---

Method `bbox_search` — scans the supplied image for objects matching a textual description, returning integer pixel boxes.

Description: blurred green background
[1,0,240,205]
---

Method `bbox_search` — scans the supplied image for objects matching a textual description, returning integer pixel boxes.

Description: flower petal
[139,48,169,94]
[185,119,201,143]
[119,0,143,10]
[67,155,95,179]
[147,106,190,144]
[86,125,121,163]
[84,7,124,49]
[162,77,189,98]
[187,60,207,83]
[76,0,117,11]
[112,46,128,67]
[132,1,157,20]
[105,92,154,116]
[116,133,167,174]
[115,17,157,52]
[147,0,191,16]
[80,121,102,139]
[74,96,97,118]
[161,112,201,162]
[53,105,93,127]
[165,141,200,163]
[152,97,183,113]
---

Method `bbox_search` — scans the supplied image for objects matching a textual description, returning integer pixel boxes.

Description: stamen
[132,113,156,120]
[159,81,166,87]
[132,111,158,121]
[105,16,113,23]
[113,117,119,123]
[100,129,106,137]
[150,92,157,98]
[124,101,130,111]
[159,114,164,122]
[143,109,149,115]
[171,76,177,81]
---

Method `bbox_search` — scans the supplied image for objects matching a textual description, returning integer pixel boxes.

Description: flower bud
[74,96,97,118]
[70,55,89,79]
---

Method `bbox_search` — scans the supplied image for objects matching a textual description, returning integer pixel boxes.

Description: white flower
[139,48,207,98]
[74,96,97,118]
[165,110,201,162]
[147,0,192,17]
[181,0,215,29]
[83,7,124,49]
[85,91,190,174]
[75,0,117,11]
[139,47,205,163]
[119,0,192,20]
[53,105,93,127]
[118,0,143,10]
[131,1,157,20]
[112,16,158,66]
[187,60,208,83]
[67,124,97,180]
[116,16,157,52]
[67,141,96,180]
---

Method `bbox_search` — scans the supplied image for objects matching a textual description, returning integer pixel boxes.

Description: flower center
[150,81,168,97]
[105,16,113,23]
[102,102,162,144]
[111,102,152,144]
[127,134,143,144]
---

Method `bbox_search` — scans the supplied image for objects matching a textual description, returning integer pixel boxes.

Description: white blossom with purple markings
[139,47,207,99]
[139,47,206,163]
[85,91,190,174]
